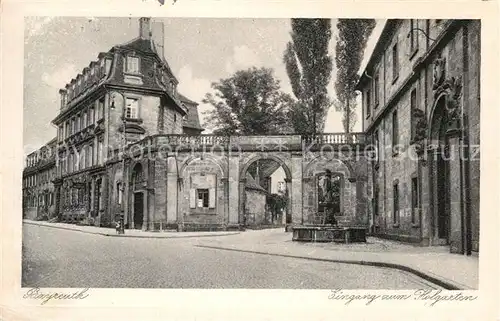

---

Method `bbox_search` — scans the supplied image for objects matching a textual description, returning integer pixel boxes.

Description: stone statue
[322,170,337,225]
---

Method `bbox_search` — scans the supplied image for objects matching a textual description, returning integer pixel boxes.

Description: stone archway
[302,156,358,225]
[130,162,146,229]
[238,154,293,227]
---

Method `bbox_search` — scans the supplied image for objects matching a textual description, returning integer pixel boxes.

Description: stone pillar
[285,178,293,224]
[123,163,129,226]
[143,190,149,231]
[419,153,431,246]
[90,178,95,217]
[227,156,240,225]
[290,155,303,225]
[166,157,177,225]
[355,177,368,226]
[54,182,62,220]
[447,135,464,254]
[238,179,246,225]
[101,174,109,226]
[222,177,230,226]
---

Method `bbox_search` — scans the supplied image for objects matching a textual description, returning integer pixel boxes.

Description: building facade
[23,17,204,225]
[23,138,57,220]
[357,19,480,254]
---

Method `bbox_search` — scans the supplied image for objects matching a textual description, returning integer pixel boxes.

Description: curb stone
[195,245,466,290]
[23,221,240,239]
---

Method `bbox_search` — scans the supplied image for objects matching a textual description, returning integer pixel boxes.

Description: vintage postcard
[1,0,498,320]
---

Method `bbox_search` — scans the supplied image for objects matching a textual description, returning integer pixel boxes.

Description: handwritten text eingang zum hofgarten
[328,289,478,306]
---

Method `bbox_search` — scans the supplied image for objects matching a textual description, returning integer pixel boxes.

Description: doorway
[430,96,451,245]
[133,192,144,229]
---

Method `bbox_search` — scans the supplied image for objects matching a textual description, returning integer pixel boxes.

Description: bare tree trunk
[346,99,350,134]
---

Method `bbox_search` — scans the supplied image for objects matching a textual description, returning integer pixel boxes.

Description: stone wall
[245,189,267,225]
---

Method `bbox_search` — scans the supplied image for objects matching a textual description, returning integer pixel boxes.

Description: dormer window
[99,59,106,77]
[125,55,140,74]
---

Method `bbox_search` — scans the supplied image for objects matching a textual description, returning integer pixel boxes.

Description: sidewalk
[194,228,479,290]
[23,220,240,238]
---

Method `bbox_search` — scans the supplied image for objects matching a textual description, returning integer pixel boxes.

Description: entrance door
[133,192,144,229]
[436,150,450,242]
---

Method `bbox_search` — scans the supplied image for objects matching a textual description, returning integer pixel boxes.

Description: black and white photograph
[19,16,481,291]
[2,2,499,319]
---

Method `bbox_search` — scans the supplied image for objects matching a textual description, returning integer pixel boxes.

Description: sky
[23,17,385,154]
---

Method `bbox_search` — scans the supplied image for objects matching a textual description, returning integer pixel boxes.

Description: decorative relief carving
[431,54,464,134]
[410,108,427,153]
[444,76,463,131]
[432,56,446,90]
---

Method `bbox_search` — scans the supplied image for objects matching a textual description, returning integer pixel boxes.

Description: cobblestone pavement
[22,224,442,289]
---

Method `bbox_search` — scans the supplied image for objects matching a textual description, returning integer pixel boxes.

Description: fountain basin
[292,225,367,243]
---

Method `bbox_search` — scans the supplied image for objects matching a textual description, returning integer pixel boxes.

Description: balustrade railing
[125,132,368,156]
[302,133,367,145]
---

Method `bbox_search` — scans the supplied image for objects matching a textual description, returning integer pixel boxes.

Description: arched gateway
[106,133,371,231]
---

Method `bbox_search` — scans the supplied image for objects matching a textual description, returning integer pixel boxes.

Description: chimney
[139,17,152,40]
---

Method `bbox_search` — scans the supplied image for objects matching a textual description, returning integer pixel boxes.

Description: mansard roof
[179,94,204,131]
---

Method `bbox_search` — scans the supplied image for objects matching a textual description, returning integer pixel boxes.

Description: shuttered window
[209,187,216,208]
[189,189,196,208]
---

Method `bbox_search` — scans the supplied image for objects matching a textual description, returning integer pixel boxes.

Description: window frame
[409,19,419,58]
[125,55,141,75]
[125,96,140,120]
[392,109,399,156]
[392,42,399,83]
[393,182,400,226]
[411,176,420,226]
[197,188,210,209]
[410,88,417,141]
[366,89,371,118]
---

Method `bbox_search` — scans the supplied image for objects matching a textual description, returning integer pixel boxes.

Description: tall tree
[202,67,294,135]
[334,19,376,133]
[283,18,333,135]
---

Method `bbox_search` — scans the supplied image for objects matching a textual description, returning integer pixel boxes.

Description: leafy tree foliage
[266,193,288,223]
[202,67,294,135]
[334,19,376,132]
[283,18,333,135]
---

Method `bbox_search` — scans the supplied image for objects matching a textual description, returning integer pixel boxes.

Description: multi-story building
[22,138,58,219]
[357,19,480,254]
[22,17,204,225]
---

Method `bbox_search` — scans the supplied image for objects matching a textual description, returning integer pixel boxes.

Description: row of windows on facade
[62,188,87,207]
[58,98,105,141]
[26,149,55,167]
[365,19,422,119]
[24,168,56,188]
[24,193,54,208]
[372,176,421,226]
[60,58,111,107]
[369,85,418,160]
[58,140,105,175]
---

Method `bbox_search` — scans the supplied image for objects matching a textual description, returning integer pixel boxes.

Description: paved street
[22,224,442,289]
